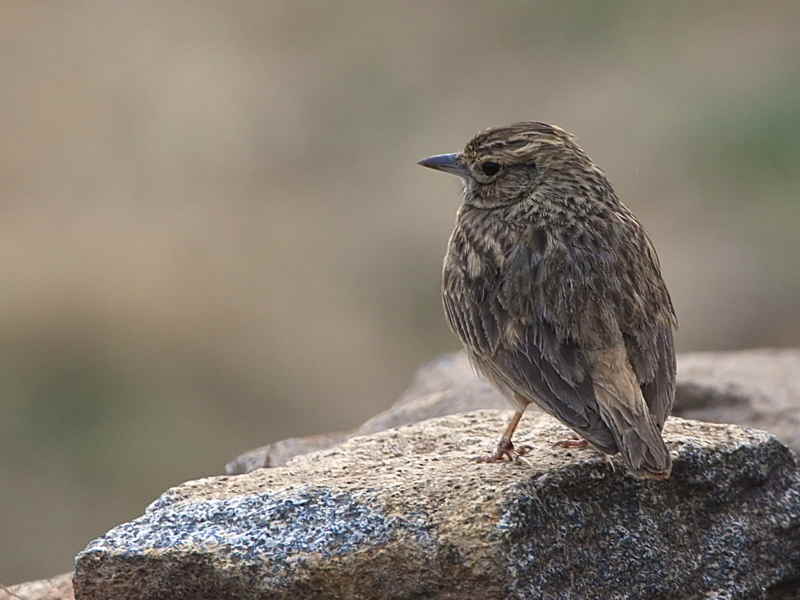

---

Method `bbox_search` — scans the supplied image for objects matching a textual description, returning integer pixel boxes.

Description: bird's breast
[445,209,517,282]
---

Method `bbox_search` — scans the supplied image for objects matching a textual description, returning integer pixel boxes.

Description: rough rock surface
[76,411,800,600]
[226,348,800,473]
[355,352,507,434]
[0,573,74,600]
[225,432,349,474]
[674,348,800,453]
[225,352,509,473]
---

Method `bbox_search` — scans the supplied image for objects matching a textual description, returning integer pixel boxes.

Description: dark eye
[480,161,501,177]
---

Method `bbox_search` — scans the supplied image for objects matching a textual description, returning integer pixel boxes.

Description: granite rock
[225,348,800,473]
[354,352,507,435]
[224,352,508,473]
[225,432,349,475]
[673,348,800,453]
[0,573,74,600]
[76,411,800,600]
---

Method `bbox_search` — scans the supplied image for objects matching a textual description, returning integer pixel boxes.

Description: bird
[417,122,677,480]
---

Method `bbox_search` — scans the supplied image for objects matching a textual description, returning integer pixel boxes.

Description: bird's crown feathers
[464,122,577,163]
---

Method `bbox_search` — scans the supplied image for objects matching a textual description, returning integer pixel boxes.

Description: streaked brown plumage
[418,122,677,479]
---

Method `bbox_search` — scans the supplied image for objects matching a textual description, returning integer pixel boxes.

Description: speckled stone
[225,349,800,474]
[75,411,800,600]
[224,352,510,473]
[674,348,800,453]
[225,431,350,474]
[0,573,74,600]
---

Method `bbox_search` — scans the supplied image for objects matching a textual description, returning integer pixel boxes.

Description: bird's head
[418,122,597,210]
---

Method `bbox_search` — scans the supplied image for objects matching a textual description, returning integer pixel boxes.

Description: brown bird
[418,122,676,479]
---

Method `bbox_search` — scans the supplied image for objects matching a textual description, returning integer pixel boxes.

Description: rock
[223,353,508,473]
[673,348,800,453]
[76,411,800,600]
[0,573,74,600]
[225,348,800,474]
[224,353,509,473]
[224,432,349,475]
[354,352,507,435]
[381,352,502,411]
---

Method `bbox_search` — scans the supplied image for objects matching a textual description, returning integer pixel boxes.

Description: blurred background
[2,0,799,583]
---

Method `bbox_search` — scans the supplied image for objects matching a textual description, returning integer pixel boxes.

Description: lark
[419,122,676,479]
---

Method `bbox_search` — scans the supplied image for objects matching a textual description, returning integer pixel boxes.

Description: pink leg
[476,409,532,463]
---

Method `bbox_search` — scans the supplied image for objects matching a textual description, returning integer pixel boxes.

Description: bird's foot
[476,439,532,463]
[552,438,589,449]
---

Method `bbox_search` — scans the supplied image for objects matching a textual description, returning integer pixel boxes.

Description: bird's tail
[588,347,672,480]
[617,420,672,479]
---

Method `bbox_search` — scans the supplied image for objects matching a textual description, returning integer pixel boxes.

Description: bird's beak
[417,153,469,178]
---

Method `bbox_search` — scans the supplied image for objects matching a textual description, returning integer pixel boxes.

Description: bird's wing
[619,232,677,430]
[441,274,502,358]
[486,326,619,453]
[442,225,618,453]
[624,326,675,430]
[587,345,671,474]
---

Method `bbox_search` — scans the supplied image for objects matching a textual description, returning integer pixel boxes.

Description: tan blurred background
[2,0,799,583]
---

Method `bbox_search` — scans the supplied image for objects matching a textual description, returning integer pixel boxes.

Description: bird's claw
[552,438,589,449]
[475,440,532,463]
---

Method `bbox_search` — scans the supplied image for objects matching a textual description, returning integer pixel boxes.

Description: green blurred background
[2,1,799,583]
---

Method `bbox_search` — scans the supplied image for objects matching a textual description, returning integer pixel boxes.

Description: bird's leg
[476,408,531,463]
[553,437,589,449]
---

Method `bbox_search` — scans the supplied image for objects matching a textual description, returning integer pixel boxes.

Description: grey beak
[417,153,469,178]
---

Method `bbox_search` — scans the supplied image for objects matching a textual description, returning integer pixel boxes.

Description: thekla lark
[419,122,676,480]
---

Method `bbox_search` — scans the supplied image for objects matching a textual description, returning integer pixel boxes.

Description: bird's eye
[480,161,501,177]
